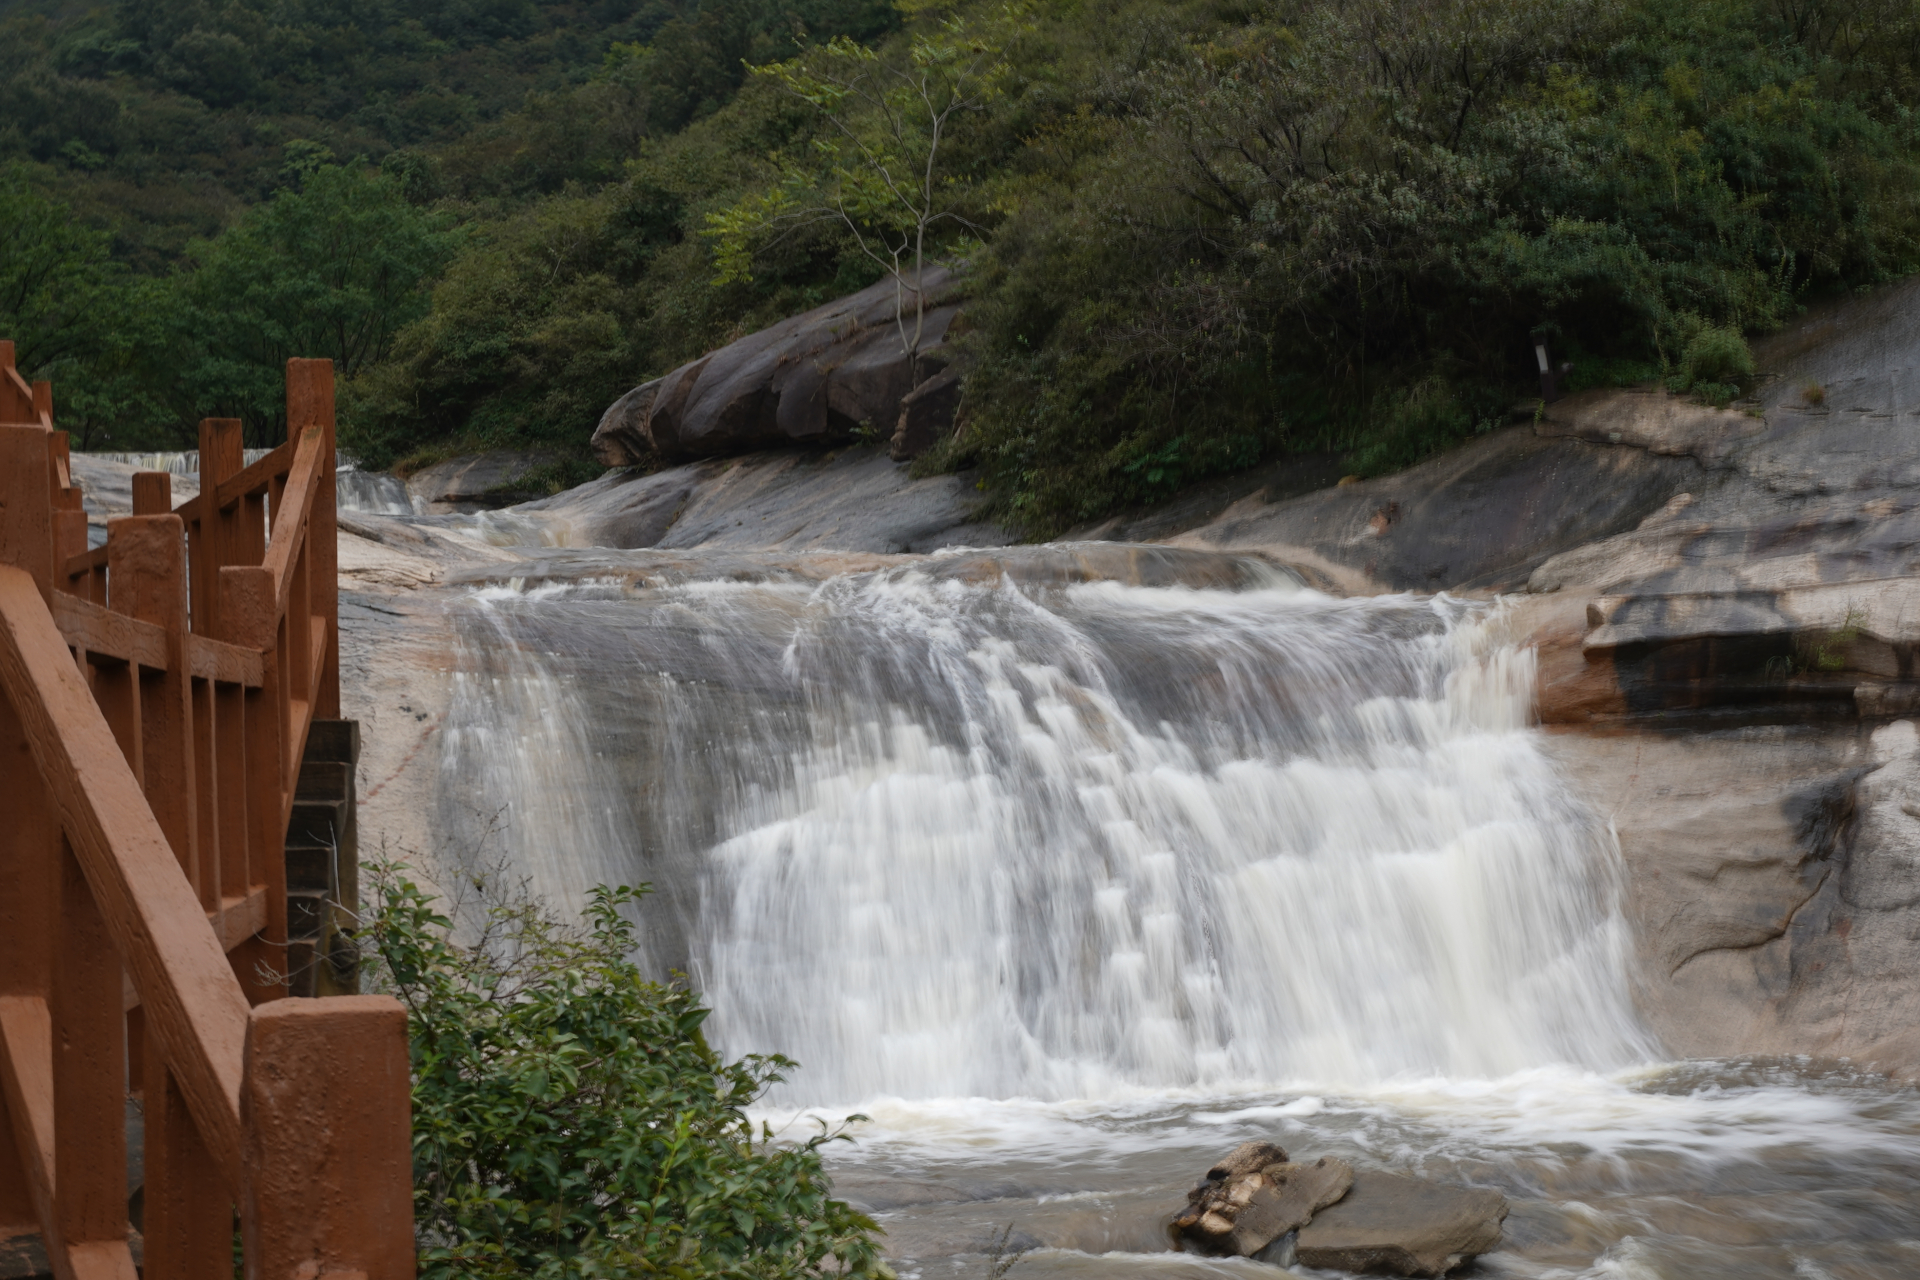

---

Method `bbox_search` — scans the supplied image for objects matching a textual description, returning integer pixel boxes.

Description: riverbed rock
[406,451,556,513]
[1293,1171,1508,1277]
[591,267,962,462]
[1173,1143,1354,1258]
[1165,424,1699,592]
[506,445,1014,553]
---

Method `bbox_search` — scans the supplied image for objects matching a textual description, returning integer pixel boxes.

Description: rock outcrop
[406,451,556,514]
[591,268,962,464]
[1161,426,1699,592]
[1172,1142,1354,1258]
[1294,1171,1509,1278]
[505,445,1011,554]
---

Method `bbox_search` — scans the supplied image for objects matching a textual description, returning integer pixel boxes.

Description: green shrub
[358,866,892,1280]
[1672,322,1755,401]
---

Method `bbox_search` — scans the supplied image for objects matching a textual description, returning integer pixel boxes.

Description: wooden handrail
[48,594,264,687]
[0,565,251,1186]
[262,428,324,616]
[0,346,410,1280]
[172,437,297,526]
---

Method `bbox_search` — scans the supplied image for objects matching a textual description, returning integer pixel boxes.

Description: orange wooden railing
[0,343,412,1280]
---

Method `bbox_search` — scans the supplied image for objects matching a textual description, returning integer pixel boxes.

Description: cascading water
[432,551,1920,1278]
[75,449,420,515]
[442,559,1647,1098]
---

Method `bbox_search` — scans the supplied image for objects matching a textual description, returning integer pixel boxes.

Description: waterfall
[437,556,1651,1105]
[77,450,419,515]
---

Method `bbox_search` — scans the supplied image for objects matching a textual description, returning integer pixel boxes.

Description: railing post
[0,422,56,1252]
[287,360,338,719]
[241,996,414,1280]
[47,434,87,588]
[0,676,58,1254]
[0,426,54,605]
[193,419,247,639]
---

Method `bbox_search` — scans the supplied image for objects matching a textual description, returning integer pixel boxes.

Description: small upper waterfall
[437,552,1651,1104]
[77,450,419,515]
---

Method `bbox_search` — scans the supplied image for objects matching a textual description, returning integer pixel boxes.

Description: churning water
[431,550,1920,1278]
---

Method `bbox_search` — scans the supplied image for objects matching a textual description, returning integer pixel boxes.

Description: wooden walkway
[0,345,413,1279]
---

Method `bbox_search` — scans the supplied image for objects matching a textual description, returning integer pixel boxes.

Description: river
[427,550,1920,1279]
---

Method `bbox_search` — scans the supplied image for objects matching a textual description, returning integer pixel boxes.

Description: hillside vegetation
[4,0,1918,532]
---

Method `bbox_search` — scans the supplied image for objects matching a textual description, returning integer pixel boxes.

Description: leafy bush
[358,866,891,1280]
[1673,322,1755,398]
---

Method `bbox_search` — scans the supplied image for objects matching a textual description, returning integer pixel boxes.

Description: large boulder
[592,268,962,464]
[1294,1171,1508,1277]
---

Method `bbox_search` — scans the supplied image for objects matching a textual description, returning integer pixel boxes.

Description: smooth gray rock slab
[406,451,555,513]
[1175,427,1697,592]
[515,446,1012,554]
[1294,1171,1507,1277]
[592,268,960,462]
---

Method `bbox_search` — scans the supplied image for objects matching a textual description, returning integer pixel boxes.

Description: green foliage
[10,0,1920,521]
[707,16,1011,353]
[0,165,162,447]
[359,865,892,1280]
[175,163,461,443]
[1670,320,1755,404]
[943,0,1920,533]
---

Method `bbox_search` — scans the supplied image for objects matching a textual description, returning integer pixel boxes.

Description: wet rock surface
[1166,427,1700,593]
[507,445,1012,554]
[406,450,556,513]
[1294,1171,1509,1277]
[1169,1144,1503,1275]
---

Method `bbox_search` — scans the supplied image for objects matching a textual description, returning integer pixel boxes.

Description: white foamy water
[442,561,1647,1098]
[77,449,421,515]
[430,551,1920,1278]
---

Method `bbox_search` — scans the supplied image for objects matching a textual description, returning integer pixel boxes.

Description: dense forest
[4,0,1919,532]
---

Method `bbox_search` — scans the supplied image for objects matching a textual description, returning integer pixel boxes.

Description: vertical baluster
[141,1059,228,1280]
[0,1089,33,1255]
[93,530,141,787]
[194,677,220,914]
[186,511,209,637]
[216,677,249,921]
[288,549,310,706]
[221,565,289,1003]
[288,359,339,719]
[0,702,59,1252]
[48,434,88,598]
[51,835,137,1278]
